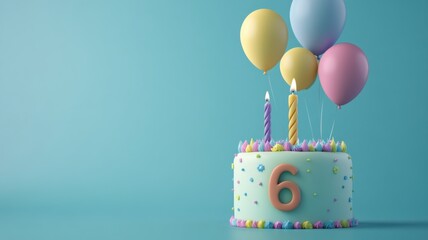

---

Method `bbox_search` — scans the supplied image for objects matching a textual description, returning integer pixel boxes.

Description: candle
[288,79,298,145]
[264,91,271,143]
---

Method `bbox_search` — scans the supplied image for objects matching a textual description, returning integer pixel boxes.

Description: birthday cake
[234,0,368,230]
[230,140,357,229]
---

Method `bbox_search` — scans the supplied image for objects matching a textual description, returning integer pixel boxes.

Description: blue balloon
[290,0,346,56]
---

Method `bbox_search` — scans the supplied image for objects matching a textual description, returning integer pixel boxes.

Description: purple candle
[264,91,271,143]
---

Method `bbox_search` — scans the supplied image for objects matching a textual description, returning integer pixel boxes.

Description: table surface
[0,213,427,240]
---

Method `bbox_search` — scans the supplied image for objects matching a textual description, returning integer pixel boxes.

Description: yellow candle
[288,79,298,145]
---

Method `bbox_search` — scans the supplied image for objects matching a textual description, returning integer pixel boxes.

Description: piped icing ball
[301,140,309,151]
[334,220,342,228]
[252,221,258,228]
[265,221,273,229]
[282,220,294,229]
[245,220,253,228]
[315,141,323,151]
[302,221,313,229]
[324,221,334,229]
[241,141,248,153]
[229,216,236,226]
[274,221,283,229]
[313,221,324,229]
[253,141,259,152]
[264,141,272,151]
[257,220,265,229]
[271,143,284,152]
[293,221,302,229]
[284,141,292,151]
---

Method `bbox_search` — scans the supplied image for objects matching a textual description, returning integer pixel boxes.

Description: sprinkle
[231,163,234,170]
[348,197,352,202]
[254,200,258,204]
[231,207,234,211]
[241,168,245,172]
[257,164,265,172]
[256,154,261,158]
[237,180,240,184]
[306,169,311,173]
[332,166,339,174]
[342,185,345,189]
[350,207,353,211]
[259,182,263,186]
[313,192,318,197]
[344,176,348,180]
[249,177,254,182]
[333,158,338,162]
[236,195,240,200]
[244,193,247,196]
[237,208,240,212]
[333,198,337,202]
[306,158,311,162]
[327,209,330,212]
[239,158,243,163]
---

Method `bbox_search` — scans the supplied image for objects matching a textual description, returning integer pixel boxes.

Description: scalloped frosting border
[229,216,358,229]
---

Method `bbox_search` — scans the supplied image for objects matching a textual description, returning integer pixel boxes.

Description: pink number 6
[269,164,301,211]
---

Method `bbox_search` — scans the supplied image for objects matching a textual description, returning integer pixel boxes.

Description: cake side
[231,151,356,229]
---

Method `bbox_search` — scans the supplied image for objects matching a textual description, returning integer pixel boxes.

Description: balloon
[280,47,318,91]
[290,0,346,56]
[240,9,288,74]
[318,43,369,108]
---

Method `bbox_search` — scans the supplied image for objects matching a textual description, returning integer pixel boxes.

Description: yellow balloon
[240,9,288,74]
[280,47,318,91]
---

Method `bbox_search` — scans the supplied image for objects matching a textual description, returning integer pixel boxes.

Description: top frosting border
[237,139,347,153]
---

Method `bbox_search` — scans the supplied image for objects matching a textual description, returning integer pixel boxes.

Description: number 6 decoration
[269,164,301,211]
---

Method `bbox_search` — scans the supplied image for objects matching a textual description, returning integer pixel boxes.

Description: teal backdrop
[0,0,427,239]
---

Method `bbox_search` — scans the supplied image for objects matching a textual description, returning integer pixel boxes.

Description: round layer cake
[231,151,356,229]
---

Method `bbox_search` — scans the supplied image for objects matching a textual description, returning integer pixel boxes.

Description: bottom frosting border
[229,216,358,229]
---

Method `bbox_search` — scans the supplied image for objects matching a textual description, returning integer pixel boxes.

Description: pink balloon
[318,43,369,108]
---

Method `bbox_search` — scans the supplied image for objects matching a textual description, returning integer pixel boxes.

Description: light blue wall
[0,0,427,231]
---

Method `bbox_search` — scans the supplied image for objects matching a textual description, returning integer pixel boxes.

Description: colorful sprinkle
[239,158,243,163]
[236,195,240,201]
[254,200,258,204]
[231,163,234,170]
[249,177,254,182]
[257,164,265,172]
[344,176,348,180]
[259,182,263,186]
[306,169,311,173]
[237,180,240,184]
[241,168,245,172]
[348,197,352,202]
[244,193,247,196]
[313,192,318,197]
[333,166,339,174]
[306,158,311,162]
[256,154,261,158]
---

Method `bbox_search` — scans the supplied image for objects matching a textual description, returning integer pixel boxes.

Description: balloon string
[328,119,336,141]
[328,107,338,141]
[320,99,324,140]
[267,72,277,107]
[305,98,314,140]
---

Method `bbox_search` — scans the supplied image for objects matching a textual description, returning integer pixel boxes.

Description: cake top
[237,139,347,153]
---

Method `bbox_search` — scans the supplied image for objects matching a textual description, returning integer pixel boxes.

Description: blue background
[1,0,427,239]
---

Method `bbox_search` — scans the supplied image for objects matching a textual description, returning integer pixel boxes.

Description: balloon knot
[337,105,342,110]
[263,71,267,75]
